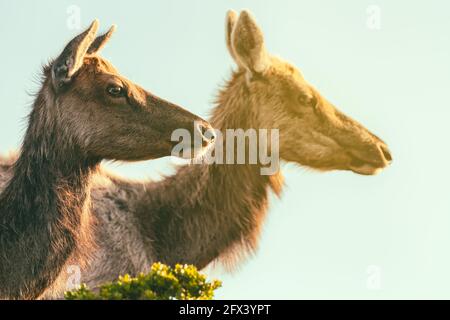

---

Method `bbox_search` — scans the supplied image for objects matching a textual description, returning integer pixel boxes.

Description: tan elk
[0,20,212,299]
[135,10,392,268]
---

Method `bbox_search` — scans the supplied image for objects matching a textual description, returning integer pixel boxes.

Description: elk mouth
[349,158,382,175]
[348,153,390,176]
[345,141,393,175]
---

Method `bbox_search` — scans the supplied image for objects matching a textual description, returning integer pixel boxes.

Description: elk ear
[87,25,116,55]
[52,19,99,90]
[231,10,270,74]
[225,10,240,67]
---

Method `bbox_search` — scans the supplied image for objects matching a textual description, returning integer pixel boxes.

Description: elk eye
[298,93,317,107]
[310,95,318,107]
[297,94,309,105]
[107,86,124,97]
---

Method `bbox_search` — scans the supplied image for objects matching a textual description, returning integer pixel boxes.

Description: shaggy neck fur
[0,82,98,299]
[135,70,283,269]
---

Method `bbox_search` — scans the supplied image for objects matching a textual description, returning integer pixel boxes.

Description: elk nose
[379,143,393,164]
[349,142,392,169]
[196,122,216,147]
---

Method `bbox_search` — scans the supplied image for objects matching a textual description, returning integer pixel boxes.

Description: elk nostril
[380,144,392,162]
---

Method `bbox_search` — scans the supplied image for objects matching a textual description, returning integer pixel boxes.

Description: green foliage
[64,263,221,300]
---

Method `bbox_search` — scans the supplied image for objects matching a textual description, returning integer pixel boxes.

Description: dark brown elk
[0,20,212,299]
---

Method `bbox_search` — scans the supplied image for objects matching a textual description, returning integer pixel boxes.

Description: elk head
[47,20,212,162]
[225,11,392,175]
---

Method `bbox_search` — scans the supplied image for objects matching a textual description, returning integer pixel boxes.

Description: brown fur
[0,21,211,299]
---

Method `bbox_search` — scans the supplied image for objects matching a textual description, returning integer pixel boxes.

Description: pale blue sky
[1,0,450,299]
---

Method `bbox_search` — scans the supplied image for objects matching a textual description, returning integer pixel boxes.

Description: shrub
[64,263,221,300]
